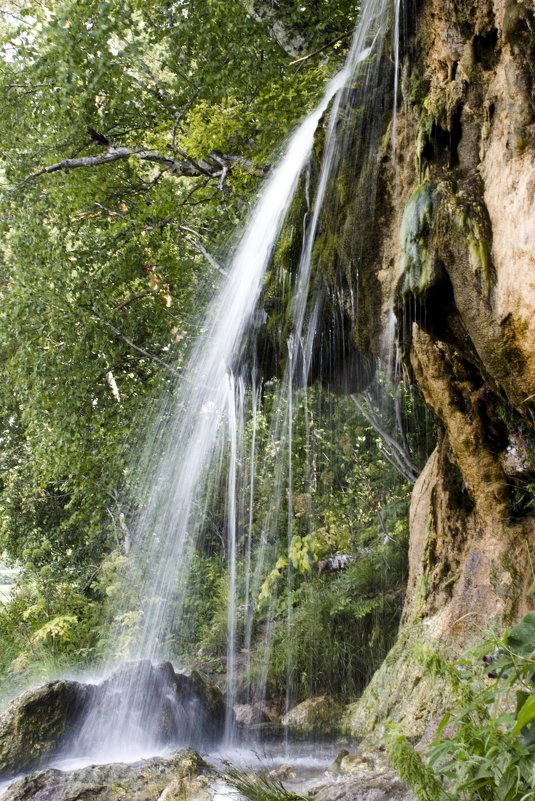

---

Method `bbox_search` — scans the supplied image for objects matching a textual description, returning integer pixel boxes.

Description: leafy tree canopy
[0,0,360,680]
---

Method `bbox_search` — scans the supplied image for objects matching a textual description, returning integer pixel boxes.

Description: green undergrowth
[388,612,535,801]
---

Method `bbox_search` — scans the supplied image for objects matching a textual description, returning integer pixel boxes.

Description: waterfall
[70,0,401,762]
[70,65,350,764]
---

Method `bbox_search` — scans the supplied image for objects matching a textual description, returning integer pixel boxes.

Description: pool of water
[0,740,343,799]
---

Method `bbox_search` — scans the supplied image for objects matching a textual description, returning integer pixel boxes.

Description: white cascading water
[68,0,398,764]
[69,65,350,764]
[243,0,393,715]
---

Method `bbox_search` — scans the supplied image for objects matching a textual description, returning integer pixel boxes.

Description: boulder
[2,748,208,801]
[0,662,227,780]
[0,680,93,779]
[316,751,413,801]
[233,703,271,726]
[281,696,342,737]
[240,721,284,740]
[313,772,414,801]
[77,661,226,750]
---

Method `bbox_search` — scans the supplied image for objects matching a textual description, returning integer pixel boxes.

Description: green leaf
[431,712,451,745]
[514,695,535,736]
[507,612,535,657]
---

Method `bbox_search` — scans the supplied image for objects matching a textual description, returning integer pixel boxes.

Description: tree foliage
[0,0,426,704]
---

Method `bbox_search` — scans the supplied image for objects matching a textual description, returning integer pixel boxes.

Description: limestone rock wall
[345,0,535,738]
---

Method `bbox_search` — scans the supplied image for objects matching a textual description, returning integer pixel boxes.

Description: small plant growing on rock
[387,612,535,801]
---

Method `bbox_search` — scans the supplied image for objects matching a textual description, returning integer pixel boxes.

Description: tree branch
[177,225,228,277]
[92,314,180,378]
[350,393,420,484]
[289,30,353,66]
[112,290,158,312]
[24,146,269,184]
[25,147,216,182]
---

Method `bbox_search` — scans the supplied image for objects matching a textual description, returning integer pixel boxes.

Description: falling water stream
[0,1,406,793]
[67,61,353,765]
[67,0,398,764]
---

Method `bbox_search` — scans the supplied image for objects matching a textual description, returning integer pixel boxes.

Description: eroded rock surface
[2,749,208,801]
[339,0,535,740]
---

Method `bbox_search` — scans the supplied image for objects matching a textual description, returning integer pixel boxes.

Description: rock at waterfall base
[0,680,93,779]
[2,749,209,801]
[282,696,342,737]
[316,750,414,801]
[313,773,414,801]
[233,703,272,726]
[0,662,226,780]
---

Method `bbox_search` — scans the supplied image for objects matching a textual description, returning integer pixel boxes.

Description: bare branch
[93,314,180,378]
[178,225,228,277]
[24,146,269,184]
[112,290,158,312]
[25,147,215,182]
[288,30,353,66]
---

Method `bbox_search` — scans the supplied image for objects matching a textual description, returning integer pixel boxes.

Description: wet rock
[2,748,208,801]
[314,752,413,801]
[233,703,271,726]
[313,771,414,801]
[0,662,226,780]
[82,661,227,749]
[241,721,284,740]
[0,680,93,779]
[338,751,384,775]
[328,749,349,772]
[268,763,295,780]
[281,696,342,738]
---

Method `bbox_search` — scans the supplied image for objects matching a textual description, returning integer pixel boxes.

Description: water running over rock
[2,0,402,772]
[67,0,399,763]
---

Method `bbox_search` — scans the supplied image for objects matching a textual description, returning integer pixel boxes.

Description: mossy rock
[0,662,227,781]
[0,680,93,779]
[2,749,209,801]
[282,695,343,738]
[341,628,451,744]
[233,703,271,726]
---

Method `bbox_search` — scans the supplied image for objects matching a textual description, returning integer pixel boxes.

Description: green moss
[399,181,435,296]
[411,514,434,620]
[341,625,452,744]
[401,63,431,108]
[446,192,494,297]
[397,180,495,302]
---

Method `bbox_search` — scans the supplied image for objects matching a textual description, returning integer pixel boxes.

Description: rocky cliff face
[397,0,535,625]
[340,0,535,737]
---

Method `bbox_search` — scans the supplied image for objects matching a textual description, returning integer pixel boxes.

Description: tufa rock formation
[343,0,535,738]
